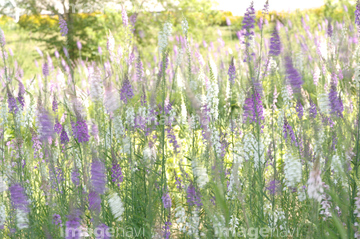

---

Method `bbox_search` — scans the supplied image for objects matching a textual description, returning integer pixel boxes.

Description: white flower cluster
[89,72,103,102]
[212,214,226,238]
[175,206,187,233]
[318,93,330,114]
[331,153,344,180]
[0,175,7,193]
[181,18,189,35]
[240,132,265,169]
[229,215,239,235]
[307,168,324,202]
[176,48,183,66]
[283,152,302,188]
[180,96,187,125]
[295,52,303,72]
[186,209,200,238]
[104,87,120,113]
[108,192,125,222]
[0,103,7,127]
[210,127,222,158]
[297,186,306,201]
[143,146,156,164]
[206,80,219,121]
[191,159,209,189]
[0,204,5,228]
[125,106,135,128]
[158,22,172,53]
[16,209,29,229]
[113,115,125,141]
[122,136,131,155]
[320,193,332,221]
[354,64,360,88]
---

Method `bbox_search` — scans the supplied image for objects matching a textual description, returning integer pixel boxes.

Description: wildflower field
[2,0,360,238]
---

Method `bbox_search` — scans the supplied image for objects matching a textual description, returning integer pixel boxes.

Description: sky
[214,0,350,16]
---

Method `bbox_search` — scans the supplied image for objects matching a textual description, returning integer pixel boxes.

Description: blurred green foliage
[2,0,357,61]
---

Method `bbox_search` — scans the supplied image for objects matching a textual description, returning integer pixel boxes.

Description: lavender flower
[329,83,343,117]
[17,82,25,109]
[59,18,68,36]
[77,41,82,50]
[71,119,90,143]
[42,62,49,77]
[162,192,171,209]
[111,160,124,187]
[296,100,303,119]
[52,96,58,112]
[60,128,70,144]
[54,119,62,134]
[163,221,171,239]
[309,100,317,119]
[269,27,281,56]
[120,78,134,104]
[89,190,101,214]
[356,0,360,28]
[228,57,236,84]
[7,91,18,114]
[122,8,128,27]
[91,160,106,194]
[166,126,180,154]
[266,180,280,195]
[243,92,264,125]
[0,27,5,46]
[283,117,297,146]
[242,1,256,40]
[52,214,62,227]
[186,184,202,207]
[38,109,54,141]
[65,210,81,239]
[285,56,303,93]
[9,184,29,212]
[71,168,80,186]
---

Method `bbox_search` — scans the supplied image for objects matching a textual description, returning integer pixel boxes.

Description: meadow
[1,0,360,238]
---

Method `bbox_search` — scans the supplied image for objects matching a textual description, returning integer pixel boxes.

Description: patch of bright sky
[214,0,355,16]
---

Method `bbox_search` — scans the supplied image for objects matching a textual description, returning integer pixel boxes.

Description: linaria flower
[283,153,302,188]
[111,160,123,186]
[296,100,303,119]
[10,184,29,212]
[7,91,19,114]
[89,190,101,214]
[285,56,303,93]
[0,27,5,46]
[59,19,68,36]
[71,119,90,143]
[356,0,360,28]
[186,184,202,207]
[121,8,128,27]
[91,160,106,194]
[60,127,69,144]
[108,192,125,222]
[42,62,49,77]
[242,2,256,40]
[38,109,54,141]
[120,78,134,104]
[269,27,281,56]
[307,168,323,202]
[162,192,171,209]
[52,214,62,227]
[228,57,236,84]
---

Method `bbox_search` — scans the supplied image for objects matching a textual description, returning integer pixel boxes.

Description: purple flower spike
[242,2,256,40]
[162,192,171,209]
[296,100,303,119]
[71,119,90,143]
[60,127,69,144]
[91,160,106,194]
[285,56,303,93]
[356,0,360,28]
[10,184,29,212]
[59,19,68,36]
[228,57,236,84]
[120,78,134,104]
[269,27,281,56]
[89,190,101,214]
[186,184,202,207]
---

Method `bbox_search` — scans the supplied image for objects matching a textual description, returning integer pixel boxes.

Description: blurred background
[0,0,356,78]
